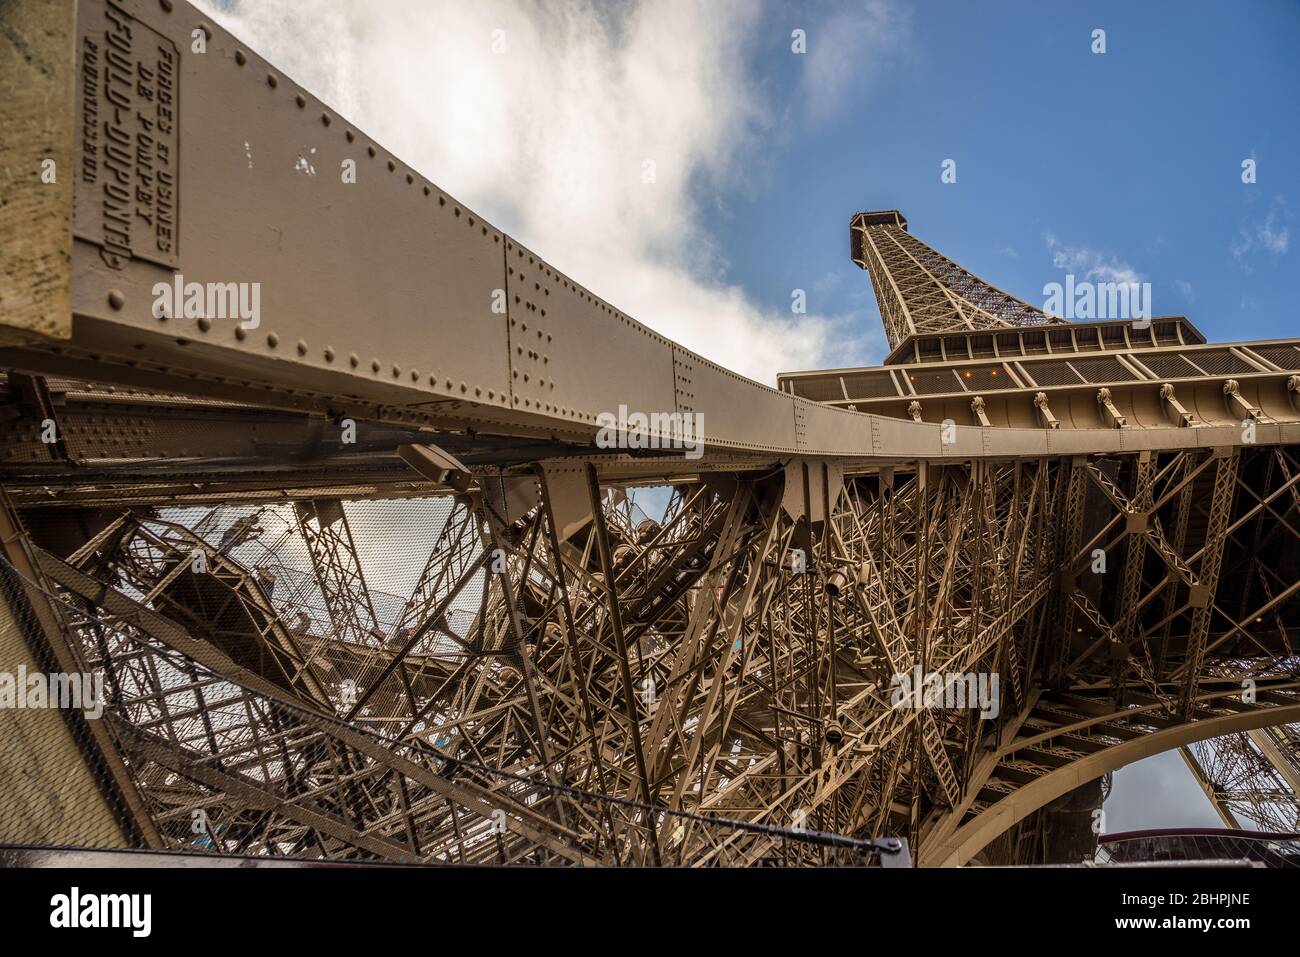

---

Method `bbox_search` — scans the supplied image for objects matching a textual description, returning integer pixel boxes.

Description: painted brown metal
[2,0,1296,473]
[0,0,1295,869]
[850,211,1066,349]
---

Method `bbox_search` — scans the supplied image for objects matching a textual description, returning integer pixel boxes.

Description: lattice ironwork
[852,211,1066,350]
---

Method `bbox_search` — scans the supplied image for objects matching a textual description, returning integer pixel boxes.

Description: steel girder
[1182,726,1300,832]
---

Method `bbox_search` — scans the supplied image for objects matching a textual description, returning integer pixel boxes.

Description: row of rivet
[137,0,625,429]
[125,3,527,412]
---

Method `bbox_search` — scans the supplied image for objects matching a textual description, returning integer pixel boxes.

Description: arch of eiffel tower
[1,0,1297,867]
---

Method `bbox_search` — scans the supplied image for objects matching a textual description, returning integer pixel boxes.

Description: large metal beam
[0,0,1295,482]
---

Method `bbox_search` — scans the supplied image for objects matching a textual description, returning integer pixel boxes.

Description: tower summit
[850,210,1065,350]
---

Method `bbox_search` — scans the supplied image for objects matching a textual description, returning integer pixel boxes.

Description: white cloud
[195,0,891,383]
[797,1,908,119]
[1232,195,1290,262]
[1043,232,1143,285]
[1174,279,1194,303]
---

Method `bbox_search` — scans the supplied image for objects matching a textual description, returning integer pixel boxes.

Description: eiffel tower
[0,0,1297,867]
[782,211,1300,862]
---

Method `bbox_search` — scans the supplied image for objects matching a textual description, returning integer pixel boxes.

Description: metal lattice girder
[18,536,914,866]
[295,500,380,647]
[850,211,1065,350]
[4,423,1299,865]
[922,688,1300,866]
[1182,725,1300,832]
[55,511,336,711]
[1176,450,1241,714]
[340,498,481,723]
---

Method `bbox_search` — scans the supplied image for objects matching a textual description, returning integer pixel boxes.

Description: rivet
[349,353,359,368]
[321,113,331,126]
[387,160,396,172]
[267,332,279,347]
[297,340,308,356]
[295,94,306,108]
[392,364,401,377]
[197,317,212,332]
[235,327,247,341]
[235,50,247,66]
[371,359,381,373]
[324,347,335,362]
[368,146,376,158]
[107,289,126,310]
[411,369,419,381]
[345,130,355,143]
[267,73,278,88]
[160,0,173,12]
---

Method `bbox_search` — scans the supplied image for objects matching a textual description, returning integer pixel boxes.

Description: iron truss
[851,210,1065,349]
[0,0,1297,867]
[2,439,1296,864]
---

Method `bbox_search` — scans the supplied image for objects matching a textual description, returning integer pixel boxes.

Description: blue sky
[720,0,1298,370]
